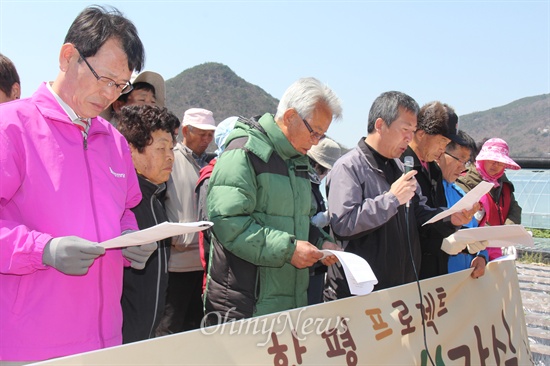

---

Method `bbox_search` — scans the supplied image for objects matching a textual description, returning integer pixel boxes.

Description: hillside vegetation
[165,62,278,123]
[459,94,550,158]
[165,62,549,158]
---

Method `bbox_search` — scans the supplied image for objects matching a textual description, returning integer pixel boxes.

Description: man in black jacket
[400,101,468,279]
[325,92,478,300]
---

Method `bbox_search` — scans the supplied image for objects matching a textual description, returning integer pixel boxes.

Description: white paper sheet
[441,225,534,255]
[452,225,533,248]
[320,250,378,296]
[423,181,494,226]
[100,221,213,249]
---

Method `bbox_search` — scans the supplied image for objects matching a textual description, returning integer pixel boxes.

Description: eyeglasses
[300,116,325,142]
[76,49,133,95]
[445,152,471,168]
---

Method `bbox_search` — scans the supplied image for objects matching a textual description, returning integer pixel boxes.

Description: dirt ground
[516,262,550,365]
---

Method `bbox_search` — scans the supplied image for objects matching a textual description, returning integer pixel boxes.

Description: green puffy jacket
[204,114,317,321]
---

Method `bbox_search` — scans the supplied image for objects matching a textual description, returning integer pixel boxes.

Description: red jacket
[196,158,216,291]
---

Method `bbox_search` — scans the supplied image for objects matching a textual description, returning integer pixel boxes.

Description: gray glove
[311,211,330,228]
[43,236,105,275]
[467,240,489,254]
[122,242,157,270]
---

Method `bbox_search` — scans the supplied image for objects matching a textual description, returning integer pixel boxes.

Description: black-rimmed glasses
[301,117,325,142]
[445,152,472,168]
[76,49,133,95]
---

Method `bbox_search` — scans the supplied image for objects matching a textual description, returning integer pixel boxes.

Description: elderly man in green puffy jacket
[204,77,342,324]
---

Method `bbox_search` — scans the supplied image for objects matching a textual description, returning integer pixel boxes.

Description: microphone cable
[405,203,436,366]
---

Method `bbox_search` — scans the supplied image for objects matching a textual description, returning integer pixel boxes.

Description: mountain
[459,94,550,158]
[165,62,278,123]
[165,62,349,154]
[165,62,549,159]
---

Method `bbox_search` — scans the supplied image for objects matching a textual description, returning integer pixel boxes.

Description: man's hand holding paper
[320,242,341,266]
[449,202,481,227]
[320,249,378,296]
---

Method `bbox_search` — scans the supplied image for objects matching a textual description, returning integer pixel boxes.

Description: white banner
[31,259,533,365]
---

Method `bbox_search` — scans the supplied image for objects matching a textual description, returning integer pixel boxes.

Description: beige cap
[131,71,166,108]
[182,108,216,130]
[307,137,341,169]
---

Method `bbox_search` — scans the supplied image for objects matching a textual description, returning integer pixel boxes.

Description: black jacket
[121,175,171,343]
[325,140,436,300]
[309,178,329,276]
[401,147,456,279]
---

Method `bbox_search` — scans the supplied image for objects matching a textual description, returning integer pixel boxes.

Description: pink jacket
[0,83,141,361]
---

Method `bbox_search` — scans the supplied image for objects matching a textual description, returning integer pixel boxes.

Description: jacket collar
[235,114,306,164]
[358,137,382,172]
[259,113,301,161]
[137,174,166,197]
[32,82,112,137]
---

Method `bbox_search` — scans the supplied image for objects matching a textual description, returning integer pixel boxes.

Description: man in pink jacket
[0,6,156,363]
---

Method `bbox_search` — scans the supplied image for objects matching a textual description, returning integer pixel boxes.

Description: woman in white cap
[306,137,342,305]
[456,137,522,260]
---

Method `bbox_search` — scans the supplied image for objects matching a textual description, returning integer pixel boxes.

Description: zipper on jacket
[148,186,164,338]
[81,128,104,347]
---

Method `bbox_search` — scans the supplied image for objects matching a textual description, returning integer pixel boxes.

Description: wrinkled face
[283,103,333,155]
[125,89,156,106]
[377,108,417,159]
[182,125,214,155]
[440,145,471,182]
[483,159,506,177]
[58,39,132,118]
[416,132,451,162]
[131,129,174,184]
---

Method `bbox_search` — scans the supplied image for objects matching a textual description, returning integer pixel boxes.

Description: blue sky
[1,0,548,148]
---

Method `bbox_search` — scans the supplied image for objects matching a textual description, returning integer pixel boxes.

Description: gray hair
[274,77,342,121]
[367,91,419,133]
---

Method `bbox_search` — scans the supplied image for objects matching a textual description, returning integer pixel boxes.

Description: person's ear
[282,108,297,127]
[374,118,385,132]
[10,82,21,100]
[59,43,78,72]
[181,125,190,137]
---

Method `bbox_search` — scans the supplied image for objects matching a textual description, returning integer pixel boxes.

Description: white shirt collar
[46,82,90,133]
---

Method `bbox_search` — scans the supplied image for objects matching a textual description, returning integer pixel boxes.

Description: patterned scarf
[475,160,504,187]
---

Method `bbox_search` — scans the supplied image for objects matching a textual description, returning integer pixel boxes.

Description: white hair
[274,77,342,121]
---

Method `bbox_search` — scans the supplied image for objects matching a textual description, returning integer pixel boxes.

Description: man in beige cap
[157,107,216,334]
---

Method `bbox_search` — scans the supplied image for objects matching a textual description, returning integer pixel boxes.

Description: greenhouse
[506,168,550,230]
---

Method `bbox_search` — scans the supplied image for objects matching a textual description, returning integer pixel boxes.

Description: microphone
[404,156,414,208]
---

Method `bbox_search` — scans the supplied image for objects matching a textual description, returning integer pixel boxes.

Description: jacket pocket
[12,274,31,315]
